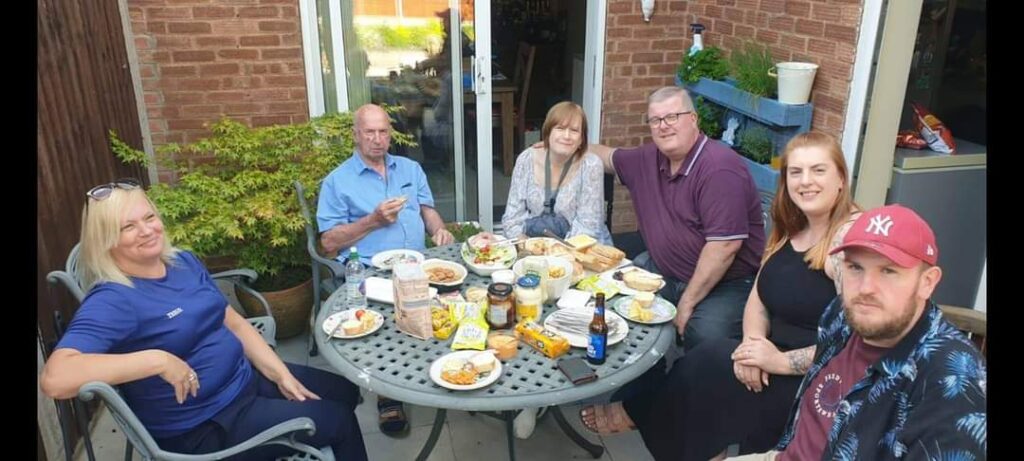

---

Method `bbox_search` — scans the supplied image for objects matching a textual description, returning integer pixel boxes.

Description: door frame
[299,0,608,231]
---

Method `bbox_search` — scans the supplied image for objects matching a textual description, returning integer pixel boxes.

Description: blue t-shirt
[56,251,252,438]
[316,153,436,264]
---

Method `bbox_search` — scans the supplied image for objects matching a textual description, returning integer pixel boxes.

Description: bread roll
[469,351,496,373]
[623,271,663,292]
[341,319,362,335]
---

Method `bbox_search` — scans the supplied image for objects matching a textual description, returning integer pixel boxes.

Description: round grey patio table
[314,243,675,461]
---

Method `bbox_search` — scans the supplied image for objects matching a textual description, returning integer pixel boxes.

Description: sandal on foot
[579,403,636,435]
[377,398,410,436]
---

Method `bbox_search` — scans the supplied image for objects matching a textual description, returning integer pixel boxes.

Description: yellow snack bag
[431,305,457,340]
[451,315,489,351]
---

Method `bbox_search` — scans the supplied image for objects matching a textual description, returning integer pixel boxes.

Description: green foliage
[111,110,415,291]
[356,22,445,52]
[425,222,483,248]
[677,47,730,85]
[731,42,776,98]
[694,96,724,139]
[737,125,775,165]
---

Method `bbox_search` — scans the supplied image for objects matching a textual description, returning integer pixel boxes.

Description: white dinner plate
[322,308,384,339]
[542,308,629,348]
[598,266,666,296]
[611,295,676,325]
[370,249,425,271]
[363,277,438,305]
[429,350,503,391]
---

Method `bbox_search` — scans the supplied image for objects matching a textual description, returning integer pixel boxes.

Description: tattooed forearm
[786,346,815,375]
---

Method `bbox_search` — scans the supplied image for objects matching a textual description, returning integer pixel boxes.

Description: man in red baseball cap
[726,204,985,460]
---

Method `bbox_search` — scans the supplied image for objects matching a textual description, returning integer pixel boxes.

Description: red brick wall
[602,0,862,233]
[127,0,309,181]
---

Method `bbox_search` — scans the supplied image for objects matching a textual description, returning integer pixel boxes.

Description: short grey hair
[647,86,694,112]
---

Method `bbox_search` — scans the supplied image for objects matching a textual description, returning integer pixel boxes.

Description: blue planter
[740,155,780,234]
[678,76,813,132]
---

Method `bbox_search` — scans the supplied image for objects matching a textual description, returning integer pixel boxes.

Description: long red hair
[764,132,860,269]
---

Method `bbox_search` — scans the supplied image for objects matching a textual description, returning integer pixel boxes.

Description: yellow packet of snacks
[447,301,485,324]
[576,275,620,299]
[431,305,457,340]
[451,315,489,351]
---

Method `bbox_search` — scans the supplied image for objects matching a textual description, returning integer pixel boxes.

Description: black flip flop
[377,398,410,436]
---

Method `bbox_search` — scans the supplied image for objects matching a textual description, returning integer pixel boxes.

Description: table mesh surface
[316,244,674,412]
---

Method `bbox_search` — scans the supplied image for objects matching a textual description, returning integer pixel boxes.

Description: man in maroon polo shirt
[591,86,765,351]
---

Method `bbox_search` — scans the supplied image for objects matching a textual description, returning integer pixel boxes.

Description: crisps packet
[451,315,489,351]
[911,102,956,154]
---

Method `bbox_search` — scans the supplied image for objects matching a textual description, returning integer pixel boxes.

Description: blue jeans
[157,362,367,461]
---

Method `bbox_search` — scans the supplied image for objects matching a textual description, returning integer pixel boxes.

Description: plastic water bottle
[345,247,367,309]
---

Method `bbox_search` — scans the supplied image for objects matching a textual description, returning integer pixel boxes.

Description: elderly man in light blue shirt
[316,103,454,437]
[317,104,454,265]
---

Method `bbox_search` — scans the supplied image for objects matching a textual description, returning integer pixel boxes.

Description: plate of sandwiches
[429,350,503,391]
[599,266,666,296]
[322,308,384,339]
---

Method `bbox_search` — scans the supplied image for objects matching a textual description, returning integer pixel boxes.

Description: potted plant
[694,96,724,139]
[730,42,777,100]
[676,46,729,85]
[111,110,413,338]
[735,125,780,192]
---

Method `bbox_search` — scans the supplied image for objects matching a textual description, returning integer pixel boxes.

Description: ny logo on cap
[866,215,894,237]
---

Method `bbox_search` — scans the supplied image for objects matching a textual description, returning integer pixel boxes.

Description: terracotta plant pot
[237,278,313,339]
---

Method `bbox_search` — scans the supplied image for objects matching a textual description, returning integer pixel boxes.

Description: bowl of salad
[460,233,518,276]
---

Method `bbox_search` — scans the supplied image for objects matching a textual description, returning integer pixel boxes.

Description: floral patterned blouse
[501,148,612,244]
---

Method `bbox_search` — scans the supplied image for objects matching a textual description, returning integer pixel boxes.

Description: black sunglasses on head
[86,178,141,201]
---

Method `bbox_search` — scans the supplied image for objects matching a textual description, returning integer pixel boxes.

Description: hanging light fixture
[641,0,655,22]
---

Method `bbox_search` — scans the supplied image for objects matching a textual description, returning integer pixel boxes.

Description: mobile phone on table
[557,357,598,385]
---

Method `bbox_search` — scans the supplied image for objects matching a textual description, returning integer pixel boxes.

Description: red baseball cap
[829,204,938,268]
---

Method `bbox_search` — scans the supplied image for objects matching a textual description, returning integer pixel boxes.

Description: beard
[842,291,920,343]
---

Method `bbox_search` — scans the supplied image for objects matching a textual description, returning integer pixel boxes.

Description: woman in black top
[581,132,861,461]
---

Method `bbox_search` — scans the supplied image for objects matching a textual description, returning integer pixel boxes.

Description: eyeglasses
[645,111,692,127]
[86,178,141,201]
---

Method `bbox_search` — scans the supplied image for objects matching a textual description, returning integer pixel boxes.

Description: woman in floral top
[501,101,612,244]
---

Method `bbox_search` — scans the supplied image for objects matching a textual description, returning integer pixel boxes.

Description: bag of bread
[393,263,433,339]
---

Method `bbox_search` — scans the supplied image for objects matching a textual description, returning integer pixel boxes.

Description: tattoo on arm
[786,347,815,374]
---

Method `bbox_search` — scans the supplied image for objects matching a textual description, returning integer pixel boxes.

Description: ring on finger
[187,372,197,382]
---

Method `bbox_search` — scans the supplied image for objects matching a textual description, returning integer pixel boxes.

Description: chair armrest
[212,269,273,319]
[211,268,259,284]
[938,304,987,336]
[313,254,345,280]
[47,270,86,303]
[79,381,328,461]
[161,418,323,461]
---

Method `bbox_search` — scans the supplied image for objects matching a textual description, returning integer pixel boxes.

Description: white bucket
[769,62,819,105]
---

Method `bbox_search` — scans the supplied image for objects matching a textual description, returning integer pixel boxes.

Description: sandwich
[623,271,664,292]
[566,234,598,250]
[468,351,496,373]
